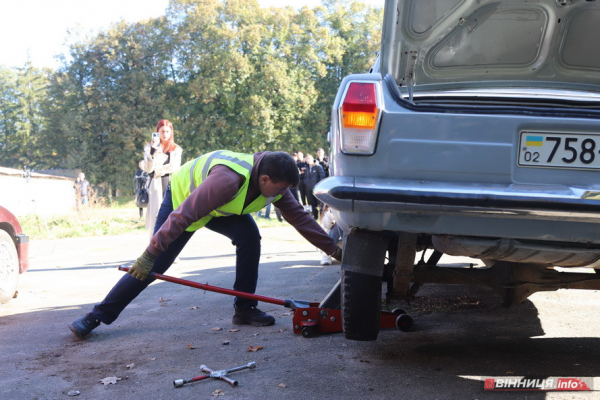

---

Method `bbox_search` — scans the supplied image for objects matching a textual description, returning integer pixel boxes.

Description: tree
[0,63,50,169]
[2,0,383,196]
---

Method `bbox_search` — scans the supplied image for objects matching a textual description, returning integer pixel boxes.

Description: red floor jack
[117,266,413,338]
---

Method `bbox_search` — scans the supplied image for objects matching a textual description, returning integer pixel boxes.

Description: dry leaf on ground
[100,376,121,385]
[228,328,240,332]
[247,345,264,352]
[211,327,222,331]
[278,383,287,388]
[126,363,135,369]
[211,389,224,397]
[187,344,196,349]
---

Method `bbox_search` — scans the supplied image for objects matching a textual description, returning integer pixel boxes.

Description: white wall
[0,173,76,217]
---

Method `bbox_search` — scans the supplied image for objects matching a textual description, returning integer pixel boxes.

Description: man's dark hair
[259,152,299,187]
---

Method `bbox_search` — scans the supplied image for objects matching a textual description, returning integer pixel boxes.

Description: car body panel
[380,0,600,95]
[316,0,600,269]
[0,206,29,273]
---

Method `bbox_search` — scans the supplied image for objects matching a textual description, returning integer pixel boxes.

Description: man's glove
[128,250,157,281]
[332,247,342,262]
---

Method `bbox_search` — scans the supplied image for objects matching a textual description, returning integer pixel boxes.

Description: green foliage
[0,63,51,169]
[0,0,382,190]
[21,195,287,240]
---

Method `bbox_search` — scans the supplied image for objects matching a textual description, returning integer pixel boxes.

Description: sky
[1,0,384,70]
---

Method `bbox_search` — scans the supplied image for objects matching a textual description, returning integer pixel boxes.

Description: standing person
[304,154,326,220]
[259,202,283,222]
[74,172,90,211]
[289,153,300,203]
[316,147,330,177]
[319,205,341,265]
[296,151,309,210]
[134,161,149,221]
[143,119,183,238]
[68,151,342,339]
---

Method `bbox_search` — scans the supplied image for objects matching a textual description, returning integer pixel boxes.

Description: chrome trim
[400,88,600,103]
[314,176,600,222]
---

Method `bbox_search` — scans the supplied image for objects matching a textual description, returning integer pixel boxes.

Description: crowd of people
[69,120,342,340]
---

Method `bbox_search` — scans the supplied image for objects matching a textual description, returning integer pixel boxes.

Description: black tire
[341,231,389,341]
[0,230,19,304]
[392,308,406,315]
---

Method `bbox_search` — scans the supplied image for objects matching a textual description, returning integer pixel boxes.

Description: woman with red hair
[142,119,183,237]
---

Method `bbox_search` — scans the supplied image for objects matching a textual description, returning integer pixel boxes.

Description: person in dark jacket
[316,147,330,177]
[304,154,326,220]
[134,161,150,221]
[296,151,309,209]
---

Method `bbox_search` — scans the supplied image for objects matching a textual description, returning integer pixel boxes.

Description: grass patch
[21,196,290,240]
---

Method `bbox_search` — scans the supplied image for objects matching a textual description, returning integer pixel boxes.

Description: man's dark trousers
[90,186,262,324]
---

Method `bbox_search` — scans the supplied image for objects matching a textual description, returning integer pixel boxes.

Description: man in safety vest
[69,151,342,339]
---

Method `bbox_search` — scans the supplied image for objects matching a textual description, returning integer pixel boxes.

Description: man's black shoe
[232,307,275,326]
[69,313,100,339]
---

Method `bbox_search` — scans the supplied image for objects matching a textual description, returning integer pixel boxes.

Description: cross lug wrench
[173,361,256,388]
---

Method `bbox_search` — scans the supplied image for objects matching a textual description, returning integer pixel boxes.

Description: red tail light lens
[342,82,377,129]
[339,81,380,155]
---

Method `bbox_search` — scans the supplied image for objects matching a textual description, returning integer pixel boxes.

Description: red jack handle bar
[117,266,295,307]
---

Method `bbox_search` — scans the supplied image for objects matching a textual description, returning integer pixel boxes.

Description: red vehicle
[0,206,29,303]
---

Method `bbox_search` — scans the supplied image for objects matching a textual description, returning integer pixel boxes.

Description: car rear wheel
[0,230,19,304]
[341,231,389,341]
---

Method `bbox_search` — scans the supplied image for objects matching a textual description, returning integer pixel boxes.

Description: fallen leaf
[211,327,222,331]
[187,344,196,349]
[126,363,135,369]
[67,390,80,396]
[100,376,121,385]
[148,357,156,361]
[211,389,224,397]
[190,306,198,310]
[158,297,171,303]
[228,328,240,332]
[278,383,287,388]
[247,345,264,352]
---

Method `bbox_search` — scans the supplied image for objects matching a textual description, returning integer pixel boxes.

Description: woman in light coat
[142,119,182,237]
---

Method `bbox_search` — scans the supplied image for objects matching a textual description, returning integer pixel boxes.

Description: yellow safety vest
[171,150,282,232]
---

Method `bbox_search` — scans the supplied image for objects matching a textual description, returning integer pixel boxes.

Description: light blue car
[315,0,600,341]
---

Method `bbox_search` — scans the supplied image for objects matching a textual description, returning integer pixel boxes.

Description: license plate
[518,131,600,170]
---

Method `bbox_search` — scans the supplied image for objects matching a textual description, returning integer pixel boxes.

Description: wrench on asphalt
[173,361,256,388]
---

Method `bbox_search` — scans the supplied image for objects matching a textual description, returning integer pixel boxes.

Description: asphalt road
[1,225,600,399]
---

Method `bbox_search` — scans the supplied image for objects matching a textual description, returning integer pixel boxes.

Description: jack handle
[118,266,286,307]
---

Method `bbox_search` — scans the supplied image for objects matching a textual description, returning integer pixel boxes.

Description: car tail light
[340,82,380,155]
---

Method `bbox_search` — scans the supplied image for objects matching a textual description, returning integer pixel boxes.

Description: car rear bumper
[314,176,600,244]
[314,176,600,222]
